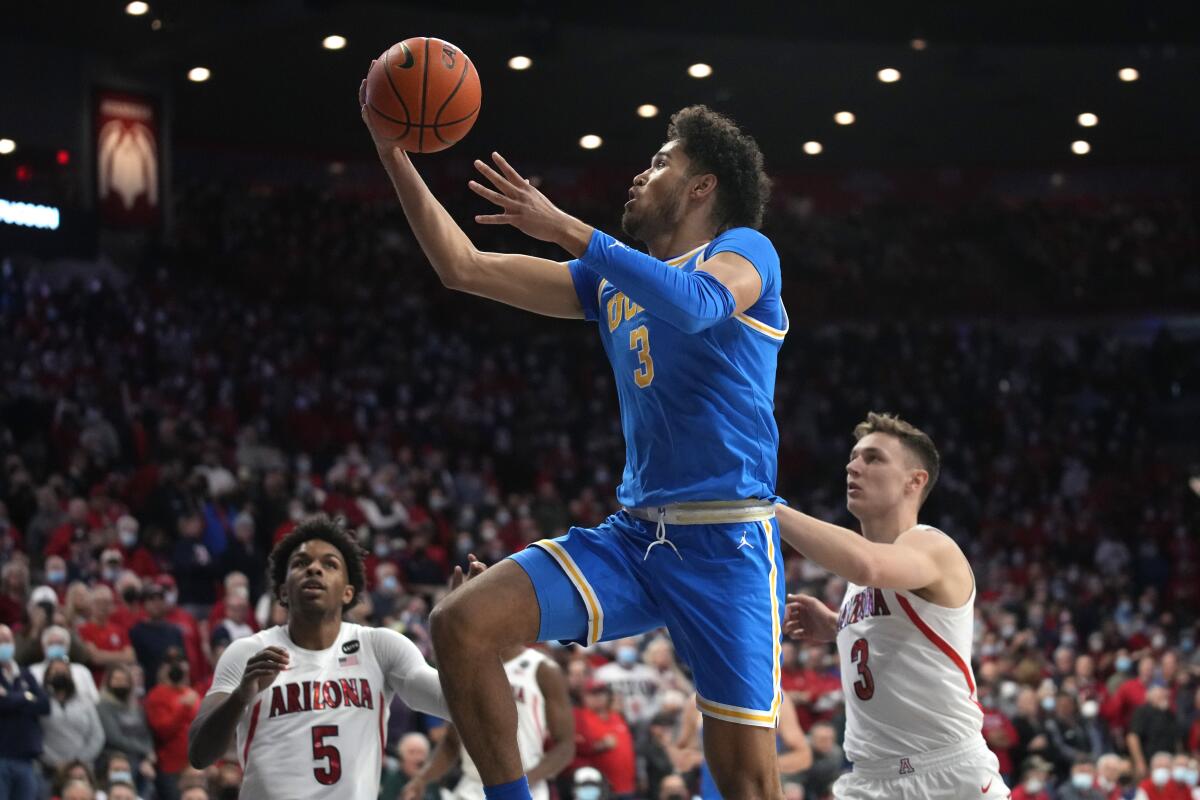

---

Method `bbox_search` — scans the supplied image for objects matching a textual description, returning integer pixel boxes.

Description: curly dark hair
[667,105,771,232]
[268,514,366,611]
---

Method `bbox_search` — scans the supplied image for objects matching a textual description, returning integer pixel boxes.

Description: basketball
[365,37,481,154]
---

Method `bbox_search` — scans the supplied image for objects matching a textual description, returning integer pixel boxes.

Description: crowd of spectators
[0,181,1197,799]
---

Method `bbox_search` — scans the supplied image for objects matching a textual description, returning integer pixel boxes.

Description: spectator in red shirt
[573,681,636,799]
[145,654,201,800]
[110,573,144,633]
[1104,656,1156,735]
[1011,757,1052,800]
[0,560,30,629]
[156,575,207,683]
[981,687,1020,783]
[1135,751,1183,800]
[77,584,135,684]
[44,498,98,559]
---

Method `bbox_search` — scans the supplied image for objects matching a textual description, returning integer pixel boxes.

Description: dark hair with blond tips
[853,412,940,504]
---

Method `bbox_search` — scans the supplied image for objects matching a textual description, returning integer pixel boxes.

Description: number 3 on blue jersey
[629,325,654,388]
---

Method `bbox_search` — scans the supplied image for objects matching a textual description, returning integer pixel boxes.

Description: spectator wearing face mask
[1133,752,1181,800]
[97,666,157,790]
[144,655,200,800]
[1057,757,1107,800]
[1170,754,1198,800]
[1105,657,1156,739]
[0,622,50,798]
[370,561,405,622]
[594,639,663,729]
[1047,694,1104,779]
[94,752,143,800]
[39,656,105,773]
[29,624,99,702]
[1011,757,1052,800]
[129,583,185,688]
[572,766,609,800]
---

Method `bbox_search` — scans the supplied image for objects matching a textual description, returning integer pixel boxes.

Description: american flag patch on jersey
[338,654,358,667]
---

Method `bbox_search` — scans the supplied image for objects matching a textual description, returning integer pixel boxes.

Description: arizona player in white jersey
[188,516,475,799]
[776,412,1010,800]
[402,646,574,800]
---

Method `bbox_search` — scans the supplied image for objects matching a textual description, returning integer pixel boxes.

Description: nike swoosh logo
[981,779,992,793]
[396,42,415,69]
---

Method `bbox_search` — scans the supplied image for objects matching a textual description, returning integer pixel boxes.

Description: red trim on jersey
[895,594,983,711]
[532,693,544,743]
[377,686,386,754]
[243,699,263,766]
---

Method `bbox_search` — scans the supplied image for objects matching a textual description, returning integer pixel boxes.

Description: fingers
[467,180,515,209]
[358,78,367,108]
[474,213,515,225]
[490,151,526,185]
[473,159,519,196]
[468,560,487,577]
[448,565,465,591]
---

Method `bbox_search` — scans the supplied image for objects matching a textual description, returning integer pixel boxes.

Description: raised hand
[236,646,289,702]
[783,594,839,643]
[448,554,487,592]
[468,152,590,252]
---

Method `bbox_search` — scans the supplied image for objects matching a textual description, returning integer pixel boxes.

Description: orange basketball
[365,37,481,154]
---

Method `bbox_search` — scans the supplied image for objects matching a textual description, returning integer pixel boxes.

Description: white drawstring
[643,506,683,561]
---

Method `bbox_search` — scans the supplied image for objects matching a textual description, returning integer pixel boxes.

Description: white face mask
[1071,773,1094,790]
[1151,767,1170,787]
[1170,766,1189,784]
[1023,778,1043,794]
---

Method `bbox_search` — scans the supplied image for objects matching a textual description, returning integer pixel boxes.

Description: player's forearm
[379,148,480,289]
[187,693,247,768]
[526,739,576,784]
[774,505,874,585]
[577,230,735,333]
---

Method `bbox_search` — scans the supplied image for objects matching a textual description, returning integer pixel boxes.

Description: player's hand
[448,554,487,591]
[469,152,591,253]
[235,646,289,702]
[400,777,427,800]
[784,594,838,643]
[359,71,411,169]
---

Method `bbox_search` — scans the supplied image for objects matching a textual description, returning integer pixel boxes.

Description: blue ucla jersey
[567,227,786,508]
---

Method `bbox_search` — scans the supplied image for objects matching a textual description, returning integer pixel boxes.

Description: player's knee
[430,589,495,655]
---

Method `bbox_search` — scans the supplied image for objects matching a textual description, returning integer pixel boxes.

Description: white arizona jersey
[208,622,448,800]
[457,649,551,800]
[835,526,984,764]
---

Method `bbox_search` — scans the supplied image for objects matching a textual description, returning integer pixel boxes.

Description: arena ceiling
[5,1,1200,170]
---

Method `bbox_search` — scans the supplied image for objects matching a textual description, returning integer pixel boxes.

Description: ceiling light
[877,68,901,83]
[1118,67,1139,82]
[508,56,532,71]
[187,67,211,82]
[803,141,822,156]
[910,38,927,51]
[125,1,149,16]
[0,139,14,156]
[637,104,659,119]
[1077,112,1098,127]
[579,134,602,150]
[1071,140,1091,155]
[322,35,347,51]
[834,111,856,125]
[687,63,713,79]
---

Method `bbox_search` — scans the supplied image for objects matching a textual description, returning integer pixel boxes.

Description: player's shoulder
[709,227,777,257]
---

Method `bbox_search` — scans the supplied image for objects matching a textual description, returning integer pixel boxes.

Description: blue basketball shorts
[509,507,785,727]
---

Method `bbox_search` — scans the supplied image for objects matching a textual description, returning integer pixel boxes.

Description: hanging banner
[95,90,160,227]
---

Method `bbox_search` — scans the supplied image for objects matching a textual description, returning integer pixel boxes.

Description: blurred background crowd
[1,169,1198,800]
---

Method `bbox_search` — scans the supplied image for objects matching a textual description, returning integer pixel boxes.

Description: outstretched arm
[360,79,582,319]
[526,660,576,783]
[773,505,947,591]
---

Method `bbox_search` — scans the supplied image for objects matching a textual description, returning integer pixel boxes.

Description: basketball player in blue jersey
[361,93,786,800]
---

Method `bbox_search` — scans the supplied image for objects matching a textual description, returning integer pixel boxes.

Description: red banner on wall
[95,90,160,227]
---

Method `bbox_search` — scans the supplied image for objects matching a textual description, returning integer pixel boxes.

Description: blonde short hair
[854,412,940,504]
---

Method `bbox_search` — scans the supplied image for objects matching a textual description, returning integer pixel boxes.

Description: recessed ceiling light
[125,1,149,16]
[187,67,211,83]
[1071,140,1091,155]
[834,111,856,126]
[508,56,532,71]
[0,139,15,155]
[637,104,659,119]
[322,35,347,51]
[687,63,713,79]
[910,38,927,51]
[1077,112,1098,127]
[803,141,822,156]
[1118,67,1139,82]
[877,68,901,83]
[579,134,602,150]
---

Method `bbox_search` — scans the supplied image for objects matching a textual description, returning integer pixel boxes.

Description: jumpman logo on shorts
[737,532,754,551]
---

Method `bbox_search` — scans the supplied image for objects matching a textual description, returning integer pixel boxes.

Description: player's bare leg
[429,560,541,789]
[703,716,785,800]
